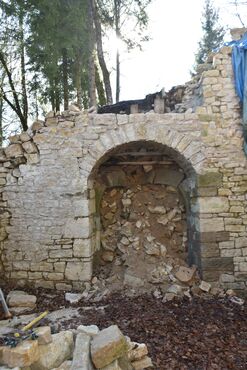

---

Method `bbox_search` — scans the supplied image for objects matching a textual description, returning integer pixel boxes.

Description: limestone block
[49,249,73,258]
[199,218,225,232]
[7,290,36,308]
[175,266,197,284]
[19,132,31,142]
[128,343,148,362]
[199,280,211,292]
[131,356,153,370]
[73,199,94,217]
[53,360,72,370]
[5,144,24,158]
[197,197,229,213]
[31,120,44,131]
[198,172,222,187]
[71,333,94,370]
[91,325,128,369]
[65,261,92,281]
[124,273,144,288]
[34,326,52,345]
[22,141,38,154]
[24,153,40,164]
[9,134,20,143]
[73,239,92,258]
[202,257,234,271]
[154,168,184,187]
[31,331,74,370]
[77,325,99,337]
[65,293,83,304]
[2,340,39,368]
[201,243,220,258]
[100,360,121,369]
[64,218,91,239]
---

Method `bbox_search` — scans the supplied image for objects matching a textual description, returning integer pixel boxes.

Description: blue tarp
[225,33,247,155]
[225,33,247,101]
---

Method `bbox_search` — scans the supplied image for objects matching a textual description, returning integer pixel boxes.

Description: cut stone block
[77,324,99,337]
[31,331,74,370]
[175,266,197,284]
[71,333,94,370]
[154,169,184,187]
[2,340,39,368]
[131,356,153,369]
[34,326,52,345]
[65,261,92,281]
[91,325,128,369]
[7,291,37,308]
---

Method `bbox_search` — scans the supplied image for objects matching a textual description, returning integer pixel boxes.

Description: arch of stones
[0,44,247,292]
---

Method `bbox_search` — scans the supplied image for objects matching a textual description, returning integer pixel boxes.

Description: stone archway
[87,138,201,292]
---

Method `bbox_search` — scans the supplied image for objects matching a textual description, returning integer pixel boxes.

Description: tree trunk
[19,10,28,127]
[92,0,113,104]
[114,0,121,102]
[54,77,60,112]
[88,0,97,108]
[0,51,28,131]
[0,94,3,147]
[62,48,69,110]
[75,49,83,109]
[95,63,106,106]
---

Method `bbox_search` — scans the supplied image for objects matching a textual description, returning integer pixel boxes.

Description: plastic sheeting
[225,33,247,155]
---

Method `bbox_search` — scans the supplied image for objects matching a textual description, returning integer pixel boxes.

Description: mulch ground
[1,285,247,369]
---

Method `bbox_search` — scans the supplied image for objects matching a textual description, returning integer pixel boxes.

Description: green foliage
[195,0,225,66]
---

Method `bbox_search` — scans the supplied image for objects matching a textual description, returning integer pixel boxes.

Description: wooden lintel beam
[102,161,174,166]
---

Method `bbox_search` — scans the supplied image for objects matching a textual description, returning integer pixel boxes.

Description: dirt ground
[1,285,246,370]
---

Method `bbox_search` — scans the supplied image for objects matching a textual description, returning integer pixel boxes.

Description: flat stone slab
[7,291,36,308]
[91,325,128,369]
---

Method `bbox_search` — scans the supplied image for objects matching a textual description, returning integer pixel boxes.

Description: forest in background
[0,0,245,143]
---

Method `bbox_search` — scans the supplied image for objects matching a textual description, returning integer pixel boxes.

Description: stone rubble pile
[94,184,188,294]
[0,324,153,370]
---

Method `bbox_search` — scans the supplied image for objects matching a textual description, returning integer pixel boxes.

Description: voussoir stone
[91,325,128,369]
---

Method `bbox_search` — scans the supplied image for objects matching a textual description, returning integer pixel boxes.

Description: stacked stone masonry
[0,44,247,292]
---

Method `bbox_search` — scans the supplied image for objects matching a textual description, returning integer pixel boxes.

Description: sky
[111,0,247,101]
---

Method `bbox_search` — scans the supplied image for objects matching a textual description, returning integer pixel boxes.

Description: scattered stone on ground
[0,285,246,369]
[6,291,37,315]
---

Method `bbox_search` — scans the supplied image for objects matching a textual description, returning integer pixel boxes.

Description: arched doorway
[88,140,200,292]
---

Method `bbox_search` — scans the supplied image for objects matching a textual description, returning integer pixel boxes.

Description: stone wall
[0,44,246,292]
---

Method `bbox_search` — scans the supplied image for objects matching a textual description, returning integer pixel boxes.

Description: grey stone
[65,262,92,281]
[65,293,83,304]
[71,333,93,370]
[7,291,36,309]
[77,324,99,337]
[154,169,184,187]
